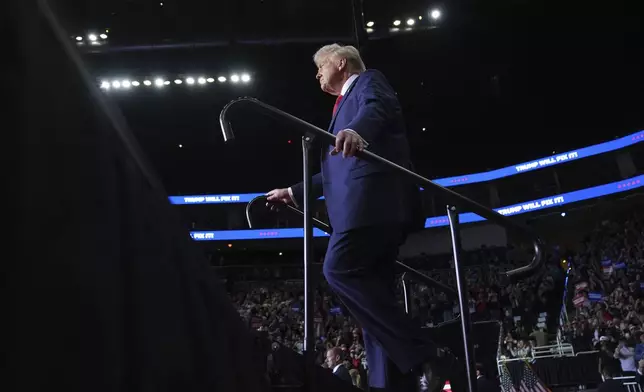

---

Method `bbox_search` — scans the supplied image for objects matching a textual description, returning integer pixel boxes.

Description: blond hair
[349,368,361,387]
[313,44,366,74]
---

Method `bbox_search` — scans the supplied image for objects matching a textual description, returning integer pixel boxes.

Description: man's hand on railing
[329,129,367,158]
[266,188,295,211]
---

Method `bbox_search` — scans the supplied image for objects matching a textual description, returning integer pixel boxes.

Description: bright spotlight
[143,80,152,86]
[230,74,240,83]
[131,81,140,87]
[206,77,215,83]
[393,20,401,26]
[217,76,227,82]
[186,77,195,85]
[99,33,108,39]
[407,18,415,26]
[240,74,251,83]
[75,36,83,41]
[88,34,98,41]
[122,80,131,88]
[561,212,566,217]
[163,81,170,85]
[430,9,441,20]
[366,21,374,27]
[419,16,423,20]
[112,81,121,89]
[197,77,206,84]
[100,81,110,89]
[366,28,374,33]
[154,78,164,87]
[174,79,183,84]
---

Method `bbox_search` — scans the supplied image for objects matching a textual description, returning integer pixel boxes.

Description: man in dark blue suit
[267,44,460,392]
[325,347,353,385]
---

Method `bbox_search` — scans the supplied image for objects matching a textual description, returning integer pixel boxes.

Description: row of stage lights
[100,73,251,90]
[365,9,442,33]
[74,30,109,46]
[76,8,440,46]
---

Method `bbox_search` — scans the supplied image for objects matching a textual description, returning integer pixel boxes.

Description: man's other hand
[330,129,366,158]
[266,188,294,211]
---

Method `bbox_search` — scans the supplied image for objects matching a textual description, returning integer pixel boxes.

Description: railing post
[401,273,411,314]
[302,136,316,390]
[447,205,477,392]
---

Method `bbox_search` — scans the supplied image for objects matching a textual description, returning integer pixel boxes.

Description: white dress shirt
[337,74,366,144]
[333,364,343,373]
[341,74,359,96]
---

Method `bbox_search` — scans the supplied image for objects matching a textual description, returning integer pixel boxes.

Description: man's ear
[338,58,346,71]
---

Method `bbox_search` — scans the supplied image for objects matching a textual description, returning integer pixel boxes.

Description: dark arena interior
[8,0,644,392]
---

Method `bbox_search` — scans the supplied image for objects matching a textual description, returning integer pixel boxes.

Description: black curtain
[7,1,269,391]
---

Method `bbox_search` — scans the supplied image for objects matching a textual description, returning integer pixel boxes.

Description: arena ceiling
[55,0,643,195]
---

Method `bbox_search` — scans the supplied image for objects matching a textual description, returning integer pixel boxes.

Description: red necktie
[332,95,343,115]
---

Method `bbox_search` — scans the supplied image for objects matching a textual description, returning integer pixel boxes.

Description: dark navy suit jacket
[332,364,353,384]
[291,69,415,233]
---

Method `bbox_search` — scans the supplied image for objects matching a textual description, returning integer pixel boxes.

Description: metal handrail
[575,350,600,356]
[221,97,544,278]
[244,195,459,298]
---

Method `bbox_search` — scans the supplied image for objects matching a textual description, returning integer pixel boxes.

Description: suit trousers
[323,224,439,389]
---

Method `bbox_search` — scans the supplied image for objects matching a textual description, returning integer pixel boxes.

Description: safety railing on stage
[496,320,506,377]
[610,376,643,392]
[496,342,577,386]
[575,350,600,356]
[531,343,575,358]
[557,265,573,346]
[220,97,545,392]
[497,342,575,362]
[559,266,572,327]
[498,349,608,389]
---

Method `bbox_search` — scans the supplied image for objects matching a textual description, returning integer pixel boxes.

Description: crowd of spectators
[225,243,564,388]
[562,212,644,377]
[230,279,369,387]
[401,255,562,361]
[219,206,644,389]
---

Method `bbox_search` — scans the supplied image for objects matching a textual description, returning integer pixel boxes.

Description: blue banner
[190,227,330,241]
[189,175,643,241]
[588,292,603,301]
[425,175,643,228]
[435,130,643,187]
[170,130,644,204]
[169,193,265,205]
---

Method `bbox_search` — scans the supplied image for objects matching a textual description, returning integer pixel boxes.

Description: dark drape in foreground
[7,1,268,391]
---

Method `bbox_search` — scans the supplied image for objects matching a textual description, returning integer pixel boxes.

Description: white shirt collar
[333,364,342,373]
[340,73,360,96]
